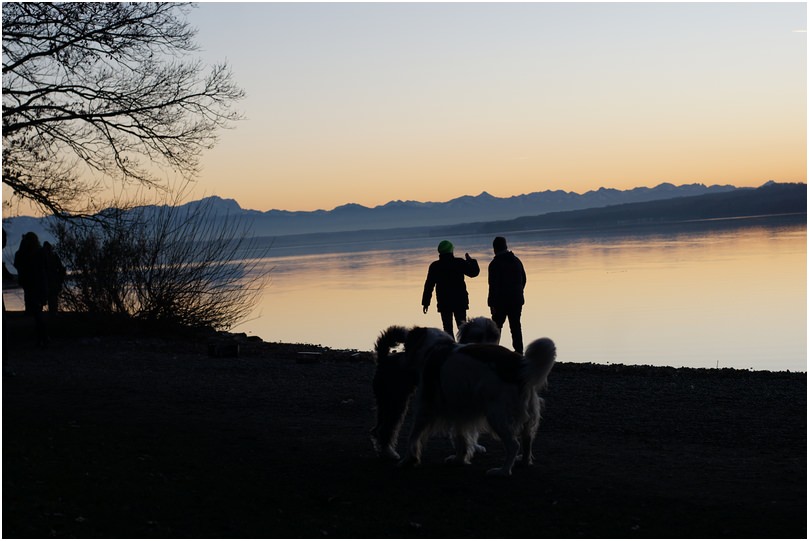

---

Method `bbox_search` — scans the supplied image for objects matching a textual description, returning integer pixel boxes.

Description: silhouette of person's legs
[491,307,523,354]
[453,310,467,337]
[440,311,455,336]
[23,289,48,346]
[491,308,506,333]
[440,310,468,337]
[507,307,523,354]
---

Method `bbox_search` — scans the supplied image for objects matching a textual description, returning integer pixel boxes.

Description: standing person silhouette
[488,236,526,354]
[13,232,49,345]
[422,240,480,336]
[2,228,10,313]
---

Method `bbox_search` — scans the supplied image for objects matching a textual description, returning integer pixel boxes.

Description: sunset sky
[182,2,806,212]
[4,2,804,217]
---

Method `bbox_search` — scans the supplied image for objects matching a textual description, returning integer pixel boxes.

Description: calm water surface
[5,219,803,371]
[234,220,806,372]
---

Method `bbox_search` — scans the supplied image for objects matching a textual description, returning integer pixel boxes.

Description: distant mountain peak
[332,202,368,212]
[193,195,242,212]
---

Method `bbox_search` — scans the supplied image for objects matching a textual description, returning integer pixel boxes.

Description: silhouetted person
[488,236,526,354]
[2,228,10,313]
[422,240,480,336]
[13,232,49,345]
[42,242,66,313]
[2,228,12,375]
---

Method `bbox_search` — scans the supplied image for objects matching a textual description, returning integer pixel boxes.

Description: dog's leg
[485,415,520,476]
[517,394,542,468]
[398,430,427,468]
[518,430,534,467]
[371,400,409,461]
[371,415,403,460]
[487,435,519,477]
[471,430,487,456]
[370,417,400,460]
[445,428,473,465]
[372,434,401,461]
[518,419,539,467]
[398,409,431,469]
[372,368,418,461]
[459,430,486,457]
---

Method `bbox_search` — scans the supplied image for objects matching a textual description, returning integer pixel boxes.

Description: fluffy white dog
[398,327,556,476]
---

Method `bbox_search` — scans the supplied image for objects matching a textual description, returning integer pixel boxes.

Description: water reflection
[236,220,806,372]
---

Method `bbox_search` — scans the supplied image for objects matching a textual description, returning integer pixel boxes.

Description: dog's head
[457,317,501,345]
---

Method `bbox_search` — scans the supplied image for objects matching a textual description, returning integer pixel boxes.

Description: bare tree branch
[3,2,244,216]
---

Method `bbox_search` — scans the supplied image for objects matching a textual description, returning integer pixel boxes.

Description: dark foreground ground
[2,312,806,538]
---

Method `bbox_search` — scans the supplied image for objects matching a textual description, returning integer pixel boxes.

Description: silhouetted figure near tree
[2,228,13,375]
[422,240,480,336]
[488,236,527,354]
[43,242,66,313]
[13,232,49,345]
[2,228,11,313]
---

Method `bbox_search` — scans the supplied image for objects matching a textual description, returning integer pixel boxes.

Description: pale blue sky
[187,2,806,212]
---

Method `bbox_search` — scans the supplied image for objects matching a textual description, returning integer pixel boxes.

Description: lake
[233,216,806,372]
[3,216,804,372]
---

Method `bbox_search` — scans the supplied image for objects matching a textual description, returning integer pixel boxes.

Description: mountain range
[3,182,804,254]
[185,182,739,237]
[434,181,806,236]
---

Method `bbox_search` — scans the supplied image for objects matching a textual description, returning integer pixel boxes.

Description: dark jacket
[422,253,480,312]
[487,250,526,309]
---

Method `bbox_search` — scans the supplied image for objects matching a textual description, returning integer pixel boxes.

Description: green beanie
[437,240,453,254]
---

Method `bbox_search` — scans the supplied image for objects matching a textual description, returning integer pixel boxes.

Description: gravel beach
[2,312,806,538]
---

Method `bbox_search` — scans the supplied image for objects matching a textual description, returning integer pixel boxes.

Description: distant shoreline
[254,210,806,257]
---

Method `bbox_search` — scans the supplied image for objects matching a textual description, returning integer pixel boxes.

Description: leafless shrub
[52,197,270,331]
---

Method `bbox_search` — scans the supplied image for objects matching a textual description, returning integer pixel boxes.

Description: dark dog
[369,325,422,460]
[399,327,556,476]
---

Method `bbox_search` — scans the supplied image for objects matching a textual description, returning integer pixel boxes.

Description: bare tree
[2,2,244,217]
[52,196,272,331]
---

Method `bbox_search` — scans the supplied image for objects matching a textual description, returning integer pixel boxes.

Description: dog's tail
[457,316,501,345]
[374,325,410,364]
[523,337,557,389]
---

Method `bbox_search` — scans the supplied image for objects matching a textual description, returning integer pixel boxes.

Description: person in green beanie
[421,240,480,336]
